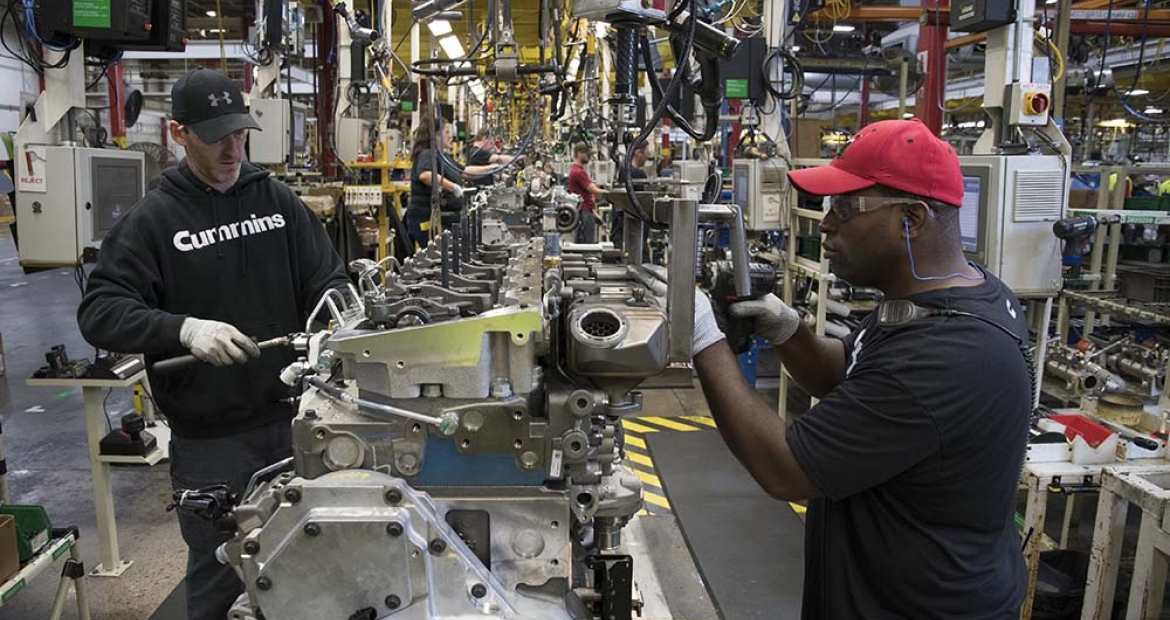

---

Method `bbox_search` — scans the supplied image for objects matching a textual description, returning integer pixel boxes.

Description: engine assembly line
[11,0,1170,617]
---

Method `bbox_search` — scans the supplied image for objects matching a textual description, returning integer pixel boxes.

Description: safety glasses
[828,196,920,222]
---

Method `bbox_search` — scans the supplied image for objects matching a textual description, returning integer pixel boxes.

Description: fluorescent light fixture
[832,24,855,33]
[469,80,486,101]
[413,0,468,24]
[438,34,466,59]
[1098,118,1131,128]
[1129,88,1150,96]
[1045,0,1056,4]
[1146,107,1164,114]
[790,45,801,52]
[902,112,914,119]
[427,20,452,36]
[205,9,216,16]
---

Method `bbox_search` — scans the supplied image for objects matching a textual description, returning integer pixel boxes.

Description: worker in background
[688,119,1030,617]
[76,68,350,620]
[567,142,605,243]
[1108,170,1133,199]
[612,140,650,249]
[464,129,516,187]
[406,121,501,250]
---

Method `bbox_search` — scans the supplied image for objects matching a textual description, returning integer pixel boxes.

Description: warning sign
[18,146,46,193]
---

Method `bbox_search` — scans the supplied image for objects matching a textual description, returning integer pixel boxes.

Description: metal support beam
[317,3,339,178]
[107,61,127,146]
[809,6,948,22]
[915,0,948,133]
[858,70,870,126]
[1053,0,1072,122]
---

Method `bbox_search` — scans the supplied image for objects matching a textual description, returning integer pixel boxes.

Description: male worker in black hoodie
[77,68,349,620]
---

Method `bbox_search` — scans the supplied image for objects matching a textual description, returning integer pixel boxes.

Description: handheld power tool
[701,260,778,354]
[1052,214,1123,278]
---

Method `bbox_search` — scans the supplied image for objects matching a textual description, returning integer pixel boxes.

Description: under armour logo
[1006,299,1018,320]
[208,91,233,107]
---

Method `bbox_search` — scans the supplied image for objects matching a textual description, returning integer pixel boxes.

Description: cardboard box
[1068,189,1101,210]
[0,515,19,583]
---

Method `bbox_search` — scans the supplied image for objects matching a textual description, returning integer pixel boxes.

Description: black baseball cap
[171,68,261,143]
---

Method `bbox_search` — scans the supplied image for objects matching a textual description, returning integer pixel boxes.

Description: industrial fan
[125,142,178,187]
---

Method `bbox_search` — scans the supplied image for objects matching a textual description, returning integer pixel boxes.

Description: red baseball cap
[787,119,964,207]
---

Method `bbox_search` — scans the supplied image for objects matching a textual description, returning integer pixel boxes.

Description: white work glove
[728,293,802,346]
[693,290,726,356]
[634,263,726,356]
[179,318,261,367]
[449,184,465,198]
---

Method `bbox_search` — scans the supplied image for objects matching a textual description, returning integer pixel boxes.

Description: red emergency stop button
[1025,92,1050,115]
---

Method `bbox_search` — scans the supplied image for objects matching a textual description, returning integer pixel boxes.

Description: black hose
[640,34,708,140]
[622,0,698,218]
[762,46,803,101]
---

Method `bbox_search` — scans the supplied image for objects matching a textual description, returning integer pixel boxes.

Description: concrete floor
[0,229,727,620]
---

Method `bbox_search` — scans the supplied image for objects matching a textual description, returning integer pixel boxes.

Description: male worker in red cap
[690,119,1030,617]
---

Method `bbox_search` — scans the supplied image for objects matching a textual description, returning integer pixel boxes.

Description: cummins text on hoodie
[78,160,349,439]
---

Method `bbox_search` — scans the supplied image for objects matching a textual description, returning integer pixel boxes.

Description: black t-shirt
[408,148,463,217]
[787,271,1030,619]
[616,166,648,184]
[466,144,494,187]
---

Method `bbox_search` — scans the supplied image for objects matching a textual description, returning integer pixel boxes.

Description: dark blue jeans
[576,209,597,244]
[169,419,293,620]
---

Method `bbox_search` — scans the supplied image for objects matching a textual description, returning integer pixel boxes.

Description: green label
[2,579,24,603]
[400,101,415,112]
[52,544,68,560]
[73,0,111,28]
[1127,216,1156,224]
[725,78,749,99]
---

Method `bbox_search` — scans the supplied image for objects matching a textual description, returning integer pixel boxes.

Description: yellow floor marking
[622,420,660,434]
[631,468,663,489]
[644,491,672,510]
[625,451,654,468]
[682,415,718,428]
[789,502,807,515]
[639,416,700,432]
[624,435,647,450]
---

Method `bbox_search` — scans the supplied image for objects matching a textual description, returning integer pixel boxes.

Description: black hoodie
[78,160,348,439]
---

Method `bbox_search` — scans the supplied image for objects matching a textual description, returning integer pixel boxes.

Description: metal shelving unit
[778,159,835,422]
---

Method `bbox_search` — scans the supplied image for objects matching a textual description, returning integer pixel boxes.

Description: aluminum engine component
[215,225,687,620]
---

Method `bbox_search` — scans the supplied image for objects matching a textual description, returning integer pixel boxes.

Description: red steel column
[858,72,871,127]
[107,61,127,145]
[914,0,948,133]
[317,2,339,178]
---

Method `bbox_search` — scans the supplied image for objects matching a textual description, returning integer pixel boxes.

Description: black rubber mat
[646,429,805,620]
[148,579,185,620]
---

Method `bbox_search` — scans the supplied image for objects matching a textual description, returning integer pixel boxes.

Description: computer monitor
[292,107,307,151]
[958,163,991,265]
[959,175,982,253]
[733,165,750,207]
